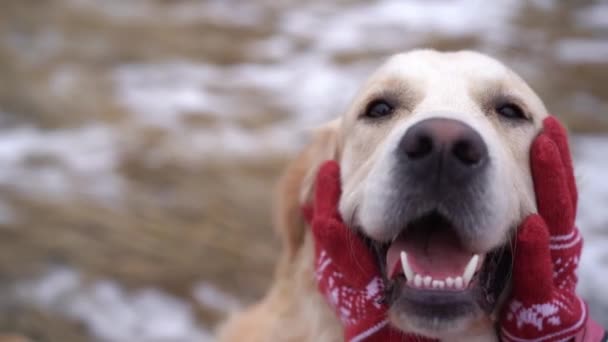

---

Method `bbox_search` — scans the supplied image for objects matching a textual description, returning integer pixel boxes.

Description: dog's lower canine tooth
[462,254,479,286]
[400,251,415,281]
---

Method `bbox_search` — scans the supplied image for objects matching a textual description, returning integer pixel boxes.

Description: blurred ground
[0,0,606,341]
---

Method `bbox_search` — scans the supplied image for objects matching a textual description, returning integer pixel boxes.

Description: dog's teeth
[446,277,454,288]
[454,276,464,289]
[462,254,479,286]
[400,251,415,281]
[423,276,432,287]
[431,280,446,289]
[414,274,423,287]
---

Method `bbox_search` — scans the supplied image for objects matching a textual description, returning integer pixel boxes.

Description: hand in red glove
[500,117,605,342]
[306,117,605,342]
[307,161,434,342]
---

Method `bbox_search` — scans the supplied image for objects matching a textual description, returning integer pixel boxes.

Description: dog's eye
[364,100,394,119]
[496,103,526,120]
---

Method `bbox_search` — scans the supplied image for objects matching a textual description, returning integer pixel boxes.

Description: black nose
[398,118,488,183]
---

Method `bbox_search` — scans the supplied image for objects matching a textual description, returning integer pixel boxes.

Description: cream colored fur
[217,50,549,342]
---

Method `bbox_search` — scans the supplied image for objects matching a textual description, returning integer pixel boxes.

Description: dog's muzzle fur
[360,113,503,250]
[387,117,491,247]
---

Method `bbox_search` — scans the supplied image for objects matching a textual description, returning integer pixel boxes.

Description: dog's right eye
[494,101,528,121]
[363,100,394,119]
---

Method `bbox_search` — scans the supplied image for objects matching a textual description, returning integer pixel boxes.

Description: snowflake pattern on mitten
[315,249,385,327]
[309,161,438,342]
[500,117,590,342]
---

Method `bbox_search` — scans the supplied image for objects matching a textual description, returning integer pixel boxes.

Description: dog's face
[331,50,548,338]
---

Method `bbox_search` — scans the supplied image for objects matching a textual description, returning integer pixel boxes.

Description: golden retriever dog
[217,49,549,341]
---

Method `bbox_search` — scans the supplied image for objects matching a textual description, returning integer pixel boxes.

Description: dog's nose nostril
[452,139,484,166]
[404,133,434,160]
[398,117,488,177]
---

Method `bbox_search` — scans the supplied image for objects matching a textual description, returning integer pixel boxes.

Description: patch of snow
[113,58,365,158]
[281,0,520,53]
[114,62,256,125]
[171,1,266,28]
[187,125,302,159]
[555,39,608,64]
[0,125,122,201]
[194,283,241,314]
[574,135,608,234]
[112,0,524,161]
[573,135,608,327]
[576,3,608,30]
[249,35,296,60]
[578,239,608,327]
[15,266,213,342]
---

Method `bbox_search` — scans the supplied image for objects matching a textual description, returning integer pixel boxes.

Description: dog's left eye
[364,100,394,119]
[496,103,526,120]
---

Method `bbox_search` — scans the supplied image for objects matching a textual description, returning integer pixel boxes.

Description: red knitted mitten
[500,117,590,341]
[309,161,435,342]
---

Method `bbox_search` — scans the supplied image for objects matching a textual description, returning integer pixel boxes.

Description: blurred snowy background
[0,0,606,341]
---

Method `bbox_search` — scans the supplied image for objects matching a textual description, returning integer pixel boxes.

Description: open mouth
[369,211,512,315]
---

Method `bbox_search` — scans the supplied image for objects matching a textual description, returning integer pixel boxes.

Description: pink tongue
[387,228,473,279]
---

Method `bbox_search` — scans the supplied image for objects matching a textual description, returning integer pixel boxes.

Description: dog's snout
[398,118,488,182]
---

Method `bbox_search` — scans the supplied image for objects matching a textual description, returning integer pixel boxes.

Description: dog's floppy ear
[273,119,341,261]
